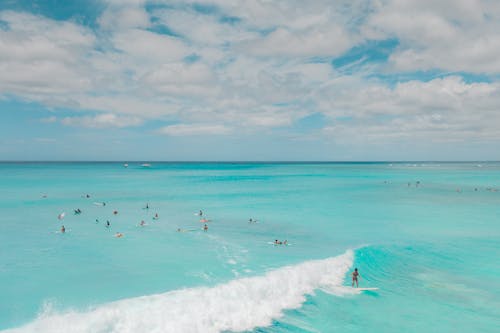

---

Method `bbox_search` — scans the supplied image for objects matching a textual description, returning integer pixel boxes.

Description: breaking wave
[4,250,354,333]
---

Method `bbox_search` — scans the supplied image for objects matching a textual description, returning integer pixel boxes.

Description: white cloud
[158,124,231,136]
[0,0,499,154]
[363,0,500,73]
[240,26,353,57]
[61,114,143,128]
[112,29,190,63]
[318,76,500,142]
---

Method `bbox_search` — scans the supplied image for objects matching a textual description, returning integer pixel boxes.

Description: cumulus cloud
[363,0,500,73]
[319,76,500,142]
[240,26,353,57]
[0,0,499,150]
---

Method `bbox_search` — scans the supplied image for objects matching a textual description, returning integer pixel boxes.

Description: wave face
[4,251,353,333]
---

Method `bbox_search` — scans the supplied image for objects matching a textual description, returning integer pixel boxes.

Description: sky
[0,0,499,161]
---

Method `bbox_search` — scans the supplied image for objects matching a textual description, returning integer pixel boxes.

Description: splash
[4,250,353,333]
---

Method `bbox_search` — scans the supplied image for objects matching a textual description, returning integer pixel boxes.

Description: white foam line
[4,250,354,333]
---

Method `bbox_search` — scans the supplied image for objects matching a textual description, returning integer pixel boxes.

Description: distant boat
[141,163,151,167]
[123,163,128,168]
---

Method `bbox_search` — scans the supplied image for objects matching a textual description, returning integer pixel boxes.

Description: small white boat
[123,163,128,168]
[141,163,151,167]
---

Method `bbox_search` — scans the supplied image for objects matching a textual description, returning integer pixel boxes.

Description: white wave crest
[4,250,353,333]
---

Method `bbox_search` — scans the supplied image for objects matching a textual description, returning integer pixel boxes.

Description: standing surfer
[352,268,361,287]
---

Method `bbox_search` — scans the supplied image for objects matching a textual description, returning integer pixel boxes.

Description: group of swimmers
[59,200,163,238]
[274,239,288,245]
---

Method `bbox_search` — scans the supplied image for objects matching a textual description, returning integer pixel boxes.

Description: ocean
[0,162,499,332]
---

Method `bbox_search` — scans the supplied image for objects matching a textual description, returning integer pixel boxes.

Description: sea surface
[0,162,499,332]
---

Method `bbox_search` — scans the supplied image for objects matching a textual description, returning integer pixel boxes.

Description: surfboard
[356,287,379,291]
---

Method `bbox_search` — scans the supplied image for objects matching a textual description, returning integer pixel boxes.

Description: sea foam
[4,250,353,333]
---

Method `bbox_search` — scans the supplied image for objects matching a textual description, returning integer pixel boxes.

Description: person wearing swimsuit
[352,268,360,287]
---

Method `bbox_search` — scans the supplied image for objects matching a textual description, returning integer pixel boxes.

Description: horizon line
[0,160,498,163]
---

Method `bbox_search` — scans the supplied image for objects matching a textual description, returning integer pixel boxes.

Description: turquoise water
[0,162,499,332]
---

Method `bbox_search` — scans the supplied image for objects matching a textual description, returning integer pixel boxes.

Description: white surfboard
[356,287,379,291]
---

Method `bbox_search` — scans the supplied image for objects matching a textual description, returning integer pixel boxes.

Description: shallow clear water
[0,162,499,332]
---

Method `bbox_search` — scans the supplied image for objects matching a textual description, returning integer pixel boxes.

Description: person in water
[61,225,65,233]
[115,232,123,238]
[106,220,110,228]
[199,210,203,216]
[153,213,159,220]
[140,220,146,226]
[352,268,360,287]
[203,224,208,231]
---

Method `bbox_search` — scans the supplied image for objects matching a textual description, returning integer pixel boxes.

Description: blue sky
[1,0,499,161]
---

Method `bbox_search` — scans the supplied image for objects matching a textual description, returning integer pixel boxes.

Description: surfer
[61,225,66,233]
[352,268,361,287]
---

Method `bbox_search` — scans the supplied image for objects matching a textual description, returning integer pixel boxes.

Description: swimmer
[113,210,118,215]
[103,202,106,206]
[86,194,90,198]
[274,239,282,245]
[42,194,47,198]
[352,268,361,287]
[199,210,203,216]
[283,240,288,245]
[61,225,66,233]
[140,220,146,226]
[106,220,110,228]
[115,232,123,238]
[95,219,99,223]
[153,213,159,220]
[177,228,182,232]
[203,224,208,231]
[145,203,149,209]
